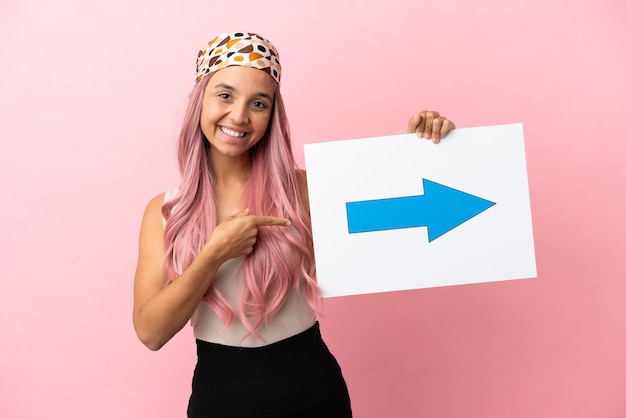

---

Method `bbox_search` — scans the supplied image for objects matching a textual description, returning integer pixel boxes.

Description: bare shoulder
[296,169,310,215]
[133,193,168,317]
[135,193,167,283]
[144,193,166,221]
[139,193,167,251]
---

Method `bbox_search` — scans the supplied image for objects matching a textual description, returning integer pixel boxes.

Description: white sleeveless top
[164,188,316,348]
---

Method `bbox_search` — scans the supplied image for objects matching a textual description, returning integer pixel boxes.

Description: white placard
[304,123,536,297]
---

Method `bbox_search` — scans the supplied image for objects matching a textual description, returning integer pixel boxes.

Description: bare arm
[296,169,310,216]
[132,194,222,350]
[132,194,292,350]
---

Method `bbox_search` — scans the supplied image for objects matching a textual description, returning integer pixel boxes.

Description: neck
[209,149,252,187]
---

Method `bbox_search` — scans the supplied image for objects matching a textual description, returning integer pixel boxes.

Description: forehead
[207,66,274,95]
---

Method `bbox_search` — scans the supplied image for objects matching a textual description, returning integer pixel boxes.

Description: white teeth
[221,126,246,138]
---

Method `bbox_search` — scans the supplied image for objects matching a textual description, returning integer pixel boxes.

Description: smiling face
[200,66,275,163]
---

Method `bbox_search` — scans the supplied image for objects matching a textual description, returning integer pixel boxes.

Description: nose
[229,100,249,124]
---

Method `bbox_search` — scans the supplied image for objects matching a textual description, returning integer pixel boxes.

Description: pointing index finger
[251,215,292,227]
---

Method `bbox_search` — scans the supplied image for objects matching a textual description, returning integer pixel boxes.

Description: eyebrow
[214,83,273,100]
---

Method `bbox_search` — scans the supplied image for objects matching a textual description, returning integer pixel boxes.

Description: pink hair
[162,73,320,339]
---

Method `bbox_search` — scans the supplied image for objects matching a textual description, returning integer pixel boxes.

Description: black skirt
[187,322,353,418]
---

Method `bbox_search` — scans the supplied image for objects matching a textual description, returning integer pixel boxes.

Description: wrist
[199,240,227,266]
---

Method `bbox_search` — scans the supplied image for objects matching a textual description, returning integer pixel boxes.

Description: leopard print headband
[195,31,281,84]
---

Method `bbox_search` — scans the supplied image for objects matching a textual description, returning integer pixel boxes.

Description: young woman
[133,31,455,418]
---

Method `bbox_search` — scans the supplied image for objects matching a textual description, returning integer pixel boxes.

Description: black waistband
[194,322,329,378]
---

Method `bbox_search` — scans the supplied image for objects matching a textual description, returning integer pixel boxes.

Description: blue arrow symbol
[346,179,496,242]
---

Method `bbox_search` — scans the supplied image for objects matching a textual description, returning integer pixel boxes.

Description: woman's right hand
[133,198,291,351]
[204,209,291,262]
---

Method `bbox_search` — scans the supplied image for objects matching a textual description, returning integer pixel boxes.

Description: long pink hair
[162,73,319,338]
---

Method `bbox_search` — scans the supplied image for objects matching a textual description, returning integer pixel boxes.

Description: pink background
[1,0,624,417]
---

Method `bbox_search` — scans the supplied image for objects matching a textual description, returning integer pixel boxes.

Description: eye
[218,93,231,100]
[252,101,268,109]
